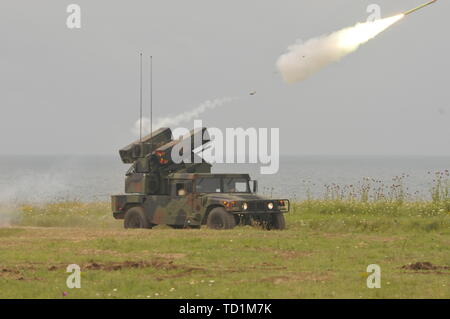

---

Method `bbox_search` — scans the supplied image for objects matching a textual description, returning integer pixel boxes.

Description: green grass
[0,200,449,299]
[17,202,117,228]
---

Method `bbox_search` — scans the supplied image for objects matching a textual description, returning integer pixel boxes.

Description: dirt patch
[0,267,39,281]
[1,267,21,275]
[401,262,450,271]
[47,259,204,273]
[84,260,178,271]
[253,262,288,270]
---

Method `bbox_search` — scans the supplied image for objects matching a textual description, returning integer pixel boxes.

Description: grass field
[0,199,449,299]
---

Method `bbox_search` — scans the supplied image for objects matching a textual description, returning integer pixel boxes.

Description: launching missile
[403,0,437,16]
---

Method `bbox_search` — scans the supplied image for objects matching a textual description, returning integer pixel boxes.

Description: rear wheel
[265,213,286,230]
[207,207,236,230]
[124,206,152,229]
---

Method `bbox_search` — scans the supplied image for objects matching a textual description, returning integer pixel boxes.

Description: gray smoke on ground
[276,15,404,83]
[0,172,70,227]
[132,97,236,135]
[0,206,16,227]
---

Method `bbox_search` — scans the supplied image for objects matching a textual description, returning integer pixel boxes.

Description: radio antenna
[139,52,143,142]
[150,55,153,137]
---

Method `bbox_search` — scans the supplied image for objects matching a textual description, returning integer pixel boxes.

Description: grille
[248,201,267,211]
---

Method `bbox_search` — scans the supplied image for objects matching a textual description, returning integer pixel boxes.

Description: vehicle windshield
[195,177,250,193]
[223,177,250,193]
[195,178,221,193]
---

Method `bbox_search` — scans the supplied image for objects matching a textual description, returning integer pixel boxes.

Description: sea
[0,155,448,203]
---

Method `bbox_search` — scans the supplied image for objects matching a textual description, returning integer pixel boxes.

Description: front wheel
[207,207,236,230]
[124,206,152,229]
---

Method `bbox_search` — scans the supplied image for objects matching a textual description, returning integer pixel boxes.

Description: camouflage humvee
[111,127,289,230]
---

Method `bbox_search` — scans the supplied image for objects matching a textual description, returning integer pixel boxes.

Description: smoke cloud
[0,172,70,227]
[277,15,404,83]
[132,97,236,135]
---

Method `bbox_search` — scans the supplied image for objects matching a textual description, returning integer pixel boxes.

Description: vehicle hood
[200,193,275,201]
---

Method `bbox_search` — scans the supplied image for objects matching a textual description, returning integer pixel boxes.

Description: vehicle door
[165,180,193,226]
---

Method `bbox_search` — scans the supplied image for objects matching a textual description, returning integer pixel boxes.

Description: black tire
[266,213,286,230]
[206,207,236,230]
[124,206,152,229]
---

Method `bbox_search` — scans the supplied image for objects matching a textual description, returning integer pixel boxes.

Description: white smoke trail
[132,97,236,135]
[277,14,404,84]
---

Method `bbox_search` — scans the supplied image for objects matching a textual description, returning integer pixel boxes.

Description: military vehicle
[111,127,289,230]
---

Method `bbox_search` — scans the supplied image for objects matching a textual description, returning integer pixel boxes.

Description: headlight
[242,202,248,211]
[267,202,274,210]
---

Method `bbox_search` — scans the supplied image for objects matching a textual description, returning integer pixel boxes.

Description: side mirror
[251,180,258,193]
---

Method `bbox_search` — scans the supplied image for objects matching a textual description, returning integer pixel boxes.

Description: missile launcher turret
[119,127,173,164]
[121,127,212,195]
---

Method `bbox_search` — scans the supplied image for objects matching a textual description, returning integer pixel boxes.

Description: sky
[0,0,449,156]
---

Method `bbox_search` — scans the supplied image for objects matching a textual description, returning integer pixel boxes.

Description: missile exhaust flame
[276,14,404,84]
[336,14,404,51]
[277,1,438,84]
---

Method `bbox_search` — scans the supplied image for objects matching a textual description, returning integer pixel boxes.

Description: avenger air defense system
[111,127,289,230]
